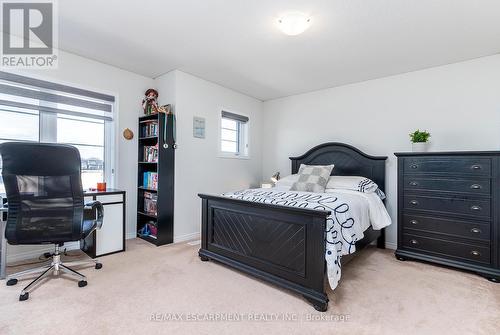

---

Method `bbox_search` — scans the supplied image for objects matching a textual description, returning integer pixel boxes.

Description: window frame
[218,108,250,159]
[0,74,116,193]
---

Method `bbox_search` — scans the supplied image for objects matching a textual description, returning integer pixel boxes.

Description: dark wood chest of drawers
[395,152,500,282]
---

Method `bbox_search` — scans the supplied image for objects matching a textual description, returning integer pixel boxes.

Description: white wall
[261,54,500,249]
[6,48,499,259]
[156,70,263,242]
[6,49,154,261]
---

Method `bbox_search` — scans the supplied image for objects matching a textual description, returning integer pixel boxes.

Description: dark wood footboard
[199,194,331,311]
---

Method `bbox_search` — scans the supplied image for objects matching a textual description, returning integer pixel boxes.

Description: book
[143,172,158,190]
[143,144,158,162]
[144,192,158,216]
[141,121,158,137]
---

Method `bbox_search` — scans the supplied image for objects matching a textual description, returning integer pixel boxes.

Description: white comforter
[222,187,392,290]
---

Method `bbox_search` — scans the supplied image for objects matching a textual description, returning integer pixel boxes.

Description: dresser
[394,152,500,282]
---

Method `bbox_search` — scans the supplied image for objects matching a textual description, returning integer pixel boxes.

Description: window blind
[221,110,249,123]
[0,71,114,121]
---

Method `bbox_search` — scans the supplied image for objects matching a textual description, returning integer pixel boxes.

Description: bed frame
[198,142,388,311]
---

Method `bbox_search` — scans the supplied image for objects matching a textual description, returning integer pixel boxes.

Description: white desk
[0,189,126,280]
[81,189,126,258]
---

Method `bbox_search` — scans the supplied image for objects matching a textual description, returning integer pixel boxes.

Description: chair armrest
[84,201,104,230]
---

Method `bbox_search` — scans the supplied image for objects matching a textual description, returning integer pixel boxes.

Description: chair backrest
[0,142,84,244]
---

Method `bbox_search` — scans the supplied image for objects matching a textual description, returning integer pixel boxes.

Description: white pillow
[326,176,378,192]
[274,174,299,189]
[275,174,385,199]
[326,176,386,199]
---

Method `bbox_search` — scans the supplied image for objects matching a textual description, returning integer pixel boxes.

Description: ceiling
[58,0,500,100]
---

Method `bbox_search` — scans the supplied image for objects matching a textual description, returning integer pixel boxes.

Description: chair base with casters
[6,244,103,301]
[4,199,105,301]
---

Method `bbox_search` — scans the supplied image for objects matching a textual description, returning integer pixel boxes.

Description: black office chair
[0,142,104,301]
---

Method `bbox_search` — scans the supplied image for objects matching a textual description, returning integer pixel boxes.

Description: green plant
[409,130,431,143]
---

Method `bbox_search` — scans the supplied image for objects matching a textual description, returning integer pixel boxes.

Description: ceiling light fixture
[277,12,312,36]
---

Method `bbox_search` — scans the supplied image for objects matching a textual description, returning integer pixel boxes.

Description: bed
[198,142,389,311]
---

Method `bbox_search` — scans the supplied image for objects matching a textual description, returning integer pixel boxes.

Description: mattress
[222,187,392,290]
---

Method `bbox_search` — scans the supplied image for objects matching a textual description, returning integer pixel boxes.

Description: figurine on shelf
[142,88,159,115]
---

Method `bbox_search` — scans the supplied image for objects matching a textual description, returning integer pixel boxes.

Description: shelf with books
[137,111,174,246]
[139,117,159,137]
[141,171,158,190]
[139,135,158,140]
[142,144,158,163]
[138,186,157,192]
[138,211,157,219]
[138,234,158,244]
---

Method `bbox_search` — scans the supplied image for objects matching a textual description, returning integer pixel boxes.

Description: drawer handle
[409,181,419,187]
[410,164,419,169]
[470,184,482,190]
[471,164,482,171]
[410,219,418,225]
[409,200,419,206]
[470,227,482,234]
[470,250,481,257]
[470,205,482,211]
[410,239,419,245]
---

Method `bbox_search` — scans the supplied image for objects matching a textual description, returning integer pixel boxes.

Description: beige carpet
[0,239,499,335]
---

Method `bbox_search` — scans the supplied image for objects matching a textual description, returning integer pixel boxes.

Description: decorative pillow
[290,164,334,193]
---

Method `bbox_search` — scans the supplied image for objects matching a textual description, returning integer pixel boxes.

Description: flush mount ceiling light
[277,12,312,36]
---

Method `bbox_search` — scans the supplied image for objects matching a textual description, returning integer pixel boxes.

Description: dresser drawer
[403,177,491,195]
[404,157,491,176]
[402,214,490,241]
[404,195,491,219]
[402,233,491,265]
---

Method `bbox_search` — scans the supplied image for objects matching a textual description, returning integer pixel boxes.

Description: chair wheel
[6,278,18,286]
[78,280,87,287]
[19,292,29,301]
[95,263,102,270]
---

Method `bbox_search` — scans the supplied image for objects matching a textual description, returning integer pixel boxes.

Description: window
[0,71,115,193]
[57,114,106,189]
[220,110,249,157]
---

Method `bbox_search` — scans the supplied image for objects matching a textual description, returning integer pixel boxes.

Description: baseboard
[385,241,397,250]
[126,231,200,243]
[174,232,200,243]
[6,242,80,263]
[91,231,392,249]
[126,232,137,240]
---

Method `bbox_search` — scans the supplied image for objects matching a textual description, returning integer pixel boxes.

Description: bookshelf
[137,111,175,246]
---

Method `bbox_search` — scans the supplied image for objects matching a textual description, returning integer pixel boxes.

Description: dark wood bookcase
[137,112,174,246]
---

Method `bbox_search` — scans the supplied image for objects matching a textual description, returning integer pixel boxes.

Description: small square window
[220,110,249,158]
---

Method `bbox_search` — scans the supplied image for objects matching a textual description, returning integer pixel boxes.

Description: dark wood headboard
[289,142,388,192]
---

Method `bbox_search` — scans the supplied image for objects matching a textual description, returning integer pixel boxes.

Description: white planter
[412,142,429,152]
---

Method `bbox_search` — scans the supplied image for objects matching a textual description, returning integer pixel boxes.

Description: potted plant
[409,130,431,152]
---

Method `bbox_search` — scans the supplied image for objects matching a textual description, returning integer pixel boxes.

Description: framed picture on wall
[193,116,206,138]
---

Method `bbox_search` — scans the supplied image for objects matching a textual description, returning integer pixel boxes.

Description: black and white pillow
[290,164,334,193]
